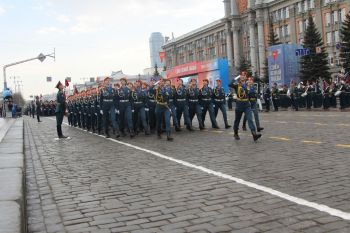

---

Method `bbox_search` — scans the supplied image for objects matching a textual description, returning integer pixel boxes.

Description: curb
[0,118,25,233]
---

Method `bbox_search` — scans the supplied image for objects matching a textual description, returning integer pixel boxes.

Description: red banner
[159,51,165,62]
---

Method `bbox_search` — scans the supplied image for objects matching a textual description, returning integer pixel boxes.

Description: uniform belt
[120,100,129,103]
[237,99,249,102]
[169,99,174,102]
[215,99,224,102]
[202,98,211,101]
[97,105,100,107]
[149,99,156,102]
[103,99,113,102]
[189,99,198,102]
[177,99,186,101]
[157,102,167,105]
[134,102,143,104]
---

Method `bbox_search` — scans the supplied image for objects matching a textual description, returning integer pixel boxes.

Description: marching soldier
[175,78,193,131]
[100,77,119,138]
[187,78,204,130]
[165,79,181,132]
[200,78,219,129]
[230,71,262,141]
[131,80,150,135]
[213,79,231,129]
[147,78,157,133]
[155,79,173,141]
[242,77,264,132]
[117,78,135,138]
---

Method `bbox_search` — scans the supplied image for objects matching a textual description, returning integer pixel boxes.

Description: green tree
[153,64,160,77]
[340,13,350,73]
[300,15,330,82]
[239,58,252,76]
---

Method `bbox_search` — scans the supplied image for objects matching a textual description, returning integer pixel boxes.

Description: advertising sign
[268,44,302,87]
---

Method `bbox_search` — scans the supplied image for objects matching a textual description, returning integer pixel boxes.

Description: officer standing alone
[55,81,69,139]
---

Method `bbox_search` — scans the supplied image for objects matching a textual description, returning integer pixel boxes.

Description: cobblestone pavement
[25,111,350,233]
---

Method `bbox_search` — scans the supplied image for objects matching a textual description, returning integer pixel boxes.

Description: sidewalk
[0,118,25,233]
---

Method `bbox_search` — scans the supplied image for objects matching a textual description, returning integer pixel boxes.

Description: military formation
[61,76,248,141]
[264,78,350,111]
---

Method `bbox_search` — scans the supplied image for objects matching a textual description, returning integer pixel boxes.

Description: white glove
[132,110,135,113]
[115,109,118,113]
[100,110,103,115]
[116,110,120,114]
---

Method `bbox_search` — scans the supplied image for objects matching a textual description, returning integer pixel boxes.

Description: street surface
[25,111,350,233]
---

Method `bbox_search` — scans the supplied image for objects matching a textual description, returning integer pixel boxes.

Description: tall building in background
[149,32,165,69]
[163,0,349,78]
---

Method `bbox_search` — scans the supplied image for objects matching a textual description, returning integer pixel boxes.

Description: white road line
[46,118,350,221]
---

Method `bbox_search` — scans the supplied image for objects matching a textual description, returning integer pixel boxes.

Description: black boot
[157,130,162,139]
[242,125,247,131]
[233,129,240,140]
[252,131,262,142]
[58,126,68,139]
[57,126,62,138]
[130,130,135,138]
[175,126,182,132]
[186,125,194,131]
[167,132,174,141]
[257,127,264,132]
[105,130,110,138]
[225,124,231,129]
[114,128,120,138]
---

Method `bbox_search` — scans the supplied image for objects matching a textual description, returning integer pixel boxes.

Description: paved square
[25,111,350,232]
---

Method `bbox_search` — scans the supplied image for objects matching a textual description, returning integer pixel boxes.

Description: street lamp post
[3,50,55,89]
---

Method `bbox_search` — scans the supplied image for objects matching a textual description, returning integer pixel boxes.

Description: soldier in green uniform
[271,83,280,111]
[55,81,69,139]
[290,81,299,111]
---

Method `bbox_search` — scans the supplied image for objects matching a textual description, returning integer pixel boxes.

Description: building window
[209,47,216,59]
[341,9,347,22]
[299,21,304,33]
[275,28,280,38]
[198,50,205,61]
[326,32,332,45]
[324,0,330,6]
[220,44,226,55]
[310,0,315,9]
[333,11,338,24]
[298,2,302,14]
[304,20,308,30]
[304,1,308,11]
[189,53,194,62]
[326,13,331,26]
[329,56,334,66]
[285,25,290,36]
[286,7,290,18]
[334,31,340,43]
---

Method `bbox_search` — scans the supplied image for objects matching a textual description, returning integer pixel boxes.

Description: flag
[159,51,165,62]
[65,79,70,87]
[73,86,79,94]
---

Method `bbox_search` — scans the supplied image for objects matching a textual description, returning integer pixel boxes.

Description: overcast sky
[0,0,223,99]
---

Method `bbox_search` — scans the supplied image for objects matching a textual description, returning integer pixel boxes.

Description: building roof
[163,18,226,46]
